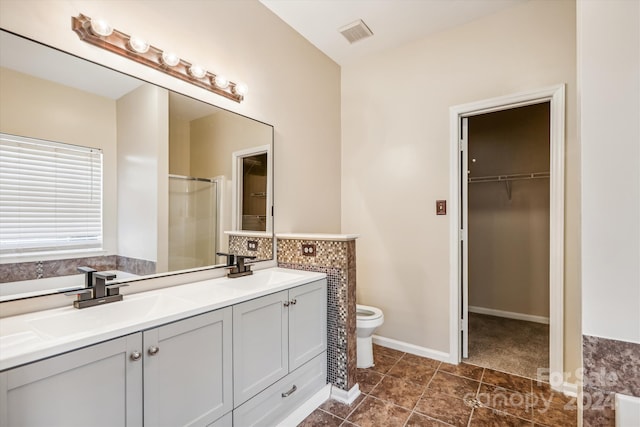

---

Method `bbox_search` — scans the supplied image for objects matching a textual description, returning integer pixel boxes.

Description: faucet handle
[65,288,93,302]
[64,289,92,296]
[106,283,128,297]
[77,266,97,274]
[216,252,236,267]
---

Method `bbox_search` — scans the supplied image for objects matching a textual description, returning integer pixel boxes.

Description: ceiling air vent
[339,19,373,44]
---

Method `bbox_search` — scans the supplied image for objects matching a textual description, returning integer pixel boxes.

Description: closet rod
[468,171,550,184]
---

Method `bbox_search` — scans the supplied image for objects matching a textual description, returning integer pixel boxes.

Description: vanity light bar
[72,14,247,103]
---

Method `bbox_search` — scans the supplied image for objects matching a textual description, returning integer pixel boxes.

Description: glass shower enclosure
[168,175,219,271]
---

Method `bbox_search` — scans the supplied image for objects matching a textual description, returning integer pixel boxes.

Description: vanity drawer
[233,352,326,427]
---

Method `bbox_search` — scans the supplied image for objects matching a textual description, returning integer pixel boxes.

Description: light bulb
[161,52,180,67]
[214,75,229,89]
[128,36,150,54]
[90,18,113,37]
[189,65,207,79]
[233,82,248,97]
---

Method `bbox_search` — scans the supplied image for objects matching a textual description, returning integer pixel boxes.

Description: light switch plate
[436,200,447,215]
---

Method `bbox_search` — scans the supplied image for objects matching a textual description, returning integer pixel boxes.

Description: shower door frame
[448,84,566,392]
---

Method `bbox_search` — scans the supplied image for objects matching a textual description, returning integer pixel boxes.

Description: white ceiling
[1,30,220,120]
[0,31,143,99]
[260,0,525,65]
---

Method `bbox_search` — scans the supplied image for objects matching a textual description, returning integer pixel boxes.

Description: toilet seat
[356,304,383,321]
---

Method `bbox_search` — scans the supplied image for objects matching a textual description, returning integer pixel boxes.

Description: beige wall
[468,104,550,318]
[342,0,580,375]
[0,66,118,256]
[189,111,272,235]
[0,0,342,236]
[168,115,190,176]
[579,0,640,343]
[190,112,270,180]
[116,84,169,270]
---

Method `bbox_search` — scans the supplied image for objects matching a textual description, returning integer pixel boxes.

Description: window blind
[0,133,103,256]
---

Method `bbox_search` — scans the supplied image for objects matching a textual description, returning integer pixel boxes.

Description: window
[0,133,103,256]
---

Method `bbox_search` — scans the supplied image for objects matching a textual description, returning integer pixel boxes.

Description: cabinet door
[233,290,288,407]
[143,307,232,427]
[289,279,327,371]
[0,333,143,427]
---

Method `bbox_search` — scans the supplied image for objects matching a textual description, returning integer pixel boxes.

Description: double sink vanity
[0,268,328,427]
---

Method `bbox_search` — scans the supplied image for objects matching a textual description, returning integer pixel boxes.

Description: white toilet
[356,304,384,368]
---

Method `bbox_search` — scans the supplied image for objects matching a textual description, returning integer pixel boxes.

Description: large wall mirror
[0,30,274,301]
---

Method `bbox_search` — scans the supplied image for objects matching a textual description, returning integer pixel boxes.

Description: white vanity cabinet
[0,269,328,427]
[0,334,143,427]
[0,307,232,427]
[233,279,327,426]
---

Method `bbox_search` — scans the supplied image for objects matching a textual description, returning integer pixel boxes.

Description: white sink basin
[170,269,308,304]
[0,331,46,351]
[28,294,195,339]
[217,270,304,290]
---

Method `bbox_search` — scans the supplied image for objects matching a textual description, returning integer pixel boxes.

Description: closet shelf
[468,171,549,200]
[468,171,550,183]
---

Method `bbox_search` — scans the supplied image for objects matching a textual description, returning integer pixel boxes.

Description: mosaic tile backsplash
[582,335,640,427]
[278,238,357,392]
[228,235,273,260]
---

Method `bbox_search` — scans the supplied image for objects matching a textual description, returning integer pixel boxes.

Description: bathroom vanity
[0,268,327,427]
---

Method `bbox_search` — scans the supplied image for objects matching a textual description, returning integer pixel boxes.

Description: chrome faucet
[217,252,257,278]
[66,269,128,309]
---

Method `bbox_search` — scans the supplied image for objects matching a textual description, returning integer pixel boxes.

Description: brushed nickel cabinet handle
[148,346,160,356]
[281,385,297,398]
[130,351,142,361]
[283,301,290,307]
[290,299,297,305]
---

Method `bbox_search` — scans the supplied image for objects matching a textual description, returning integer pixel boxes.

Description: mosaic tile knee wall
[228,235,274,260]
[278,238,357,392]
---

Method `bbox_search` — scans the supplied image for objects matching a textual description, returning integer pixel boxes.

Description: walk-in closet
[465,102,551,379]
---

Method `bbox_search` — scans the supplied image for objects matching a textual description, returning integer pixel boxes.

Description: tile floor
[298,345,578,427]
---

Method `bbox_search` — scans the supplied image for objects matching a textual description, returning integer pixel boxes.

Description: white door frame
[231,144,273,233]
[448,85,565,390]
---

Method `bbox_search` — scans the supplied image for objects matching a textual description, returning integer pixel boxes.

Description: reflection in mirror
[0,30,274,301]
[242,153,268,231]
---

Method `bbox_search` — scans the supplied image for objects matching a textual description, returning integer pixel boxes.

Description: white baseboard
[469,306,550,324]
[562,381,578,397]
[330,383,361,404]
[277,384,331,427]
[372,335,450,363]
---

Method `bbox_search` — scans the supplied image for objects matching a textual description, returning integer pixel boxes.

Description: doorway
[448,85,565,390]
[464,103,550,378]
